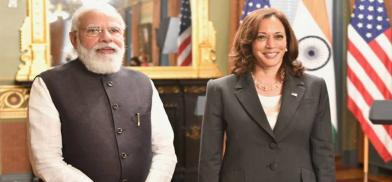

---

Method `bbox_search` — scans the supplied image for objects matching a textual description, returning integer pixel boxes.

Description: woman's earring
[285,48,288,52]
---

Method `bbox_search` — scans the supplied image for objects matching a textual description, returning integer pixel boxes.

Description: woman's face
[251,15,287,70]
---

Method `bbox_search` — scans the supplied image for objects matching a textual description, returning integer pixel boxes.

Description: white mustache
[93,43,120,53]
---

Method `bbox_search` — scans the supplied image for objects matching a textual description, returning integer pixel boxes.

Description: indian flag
[291,0,338,138]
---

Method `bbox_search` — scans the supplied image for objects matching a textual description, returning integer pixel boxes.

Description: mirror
[16,0,221,81]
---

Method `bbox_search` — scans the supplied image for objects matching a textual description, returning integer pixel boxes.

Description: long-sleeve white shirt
[28,77,177,182]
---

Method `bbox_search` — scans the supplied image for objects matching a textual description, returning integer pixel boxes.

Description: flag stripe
[347,67,374,105]
[348,26,392,92]
[371,43,392,75]
[177,0,192,66]
[382,27,392,41]
[369,42,392,98]
[368,40,392,75]
[372,31,392,63]
[177,42,192,65]
[178,27,191,45]
[347,53,384,99]
[348,39,392,98]
[180,51,192,66]
[376,29,392,61]
[178,31,191,54]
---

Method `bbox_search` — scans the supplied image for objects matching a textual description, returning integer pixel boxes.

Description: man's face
[70,10,125,74]
[74,10,124,50]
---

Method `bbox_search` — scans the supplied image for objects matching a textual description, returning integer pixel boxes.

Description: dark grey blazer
[198,72,335,182]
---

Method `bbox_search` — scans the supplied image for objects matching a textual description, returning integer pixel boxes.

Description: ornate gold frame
[16,0,222,81]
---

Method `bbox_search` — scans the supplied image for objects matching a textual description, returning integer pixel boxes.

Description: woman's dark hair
[230,8,304,77]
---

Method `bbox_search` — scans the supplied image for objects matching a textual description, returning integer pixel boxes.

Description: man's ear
[69,31,78,49]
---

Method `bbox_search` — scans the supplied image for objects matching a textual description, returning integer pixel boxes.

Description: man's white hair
[71,3,125,32]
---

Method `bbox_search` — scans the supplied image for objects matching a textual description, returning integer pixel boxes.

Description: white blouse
[257,94,282,130]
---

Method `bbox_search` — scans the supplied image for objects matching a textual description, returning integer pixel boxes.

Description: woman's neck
[252,67,284,96]
[252,67,281,83]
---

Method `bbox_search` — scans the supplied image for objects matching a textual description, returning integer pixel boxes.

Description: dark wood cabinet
[153,79,210,182]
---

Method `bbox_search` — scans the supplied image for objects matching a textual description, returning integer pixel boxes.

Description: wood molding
[228,0,244,73]
[131,2,141,57]
[152,0,161,66]
[168,0,180,17]
[0,86,29,120]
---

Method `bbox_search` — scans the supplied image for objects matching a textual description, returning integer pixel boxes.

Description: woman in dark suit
[198,8,335,182]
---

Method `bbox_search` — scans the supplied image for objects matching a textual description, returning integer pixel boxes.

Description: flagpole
[363,135,368,182]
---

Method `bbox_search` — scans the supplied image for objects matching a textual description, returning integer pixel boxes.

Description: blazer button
[116,128,124,135]
[107,81,113,87]
[120,152,128,159]
[112,104,119,110]
[269,162,278,171]
[269,142,278,150]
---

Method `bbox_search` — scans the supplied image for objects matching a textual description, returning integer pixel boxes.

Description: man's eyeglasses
[81,26,124,37]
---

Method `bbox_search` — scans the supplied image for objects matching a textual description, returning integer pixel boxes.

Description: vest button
[269,162,278,171]
[120,152,127,159]
[112,104,119,110]
[107,81,113,87]
[269,142,278,150]
[116,128,124,135]
[121,179,128,182]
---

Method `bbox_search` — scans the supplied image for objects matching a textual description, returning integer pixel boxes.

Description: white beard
[76,40,125,74]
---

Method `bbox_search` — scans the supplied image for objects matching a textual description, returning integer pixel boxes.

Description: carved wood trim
[0,86,29,119]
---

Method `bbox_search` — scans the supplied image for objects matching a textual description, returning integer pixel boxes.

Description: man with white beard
[27,3,177,182]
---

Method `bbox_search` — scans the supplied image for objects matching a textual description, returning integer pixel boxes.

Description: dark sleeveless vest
[39,59,152,182]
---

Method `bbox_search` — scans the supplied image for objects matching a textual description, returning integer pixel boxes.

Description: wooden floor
[336,159,392,182]
[337,168,392,182]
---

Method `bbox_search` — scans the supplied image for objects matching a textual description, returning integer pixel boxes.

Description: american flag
[177,0,192,66]
[347,0,392,162]
[241,0,270,21]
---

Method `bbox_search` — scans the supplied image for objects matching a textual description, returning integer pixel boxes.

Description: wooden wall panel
[131,3,141,57]
[168,0,180,17]
[228,0,244,73]
[152,0,161,66]
[1,122,30,174]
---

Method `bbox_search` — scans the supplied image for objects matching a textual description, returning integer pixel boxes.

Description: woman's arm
[198,79,225,182]
[310,78,336,182]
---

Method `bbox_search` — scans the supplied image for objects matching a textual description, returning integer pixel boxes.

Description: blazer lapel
[274,73,305,141]
[234,73,275,139]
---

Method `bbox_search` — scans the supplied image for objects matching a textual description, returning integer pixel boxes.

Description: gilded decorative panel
[0,86,29,119]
